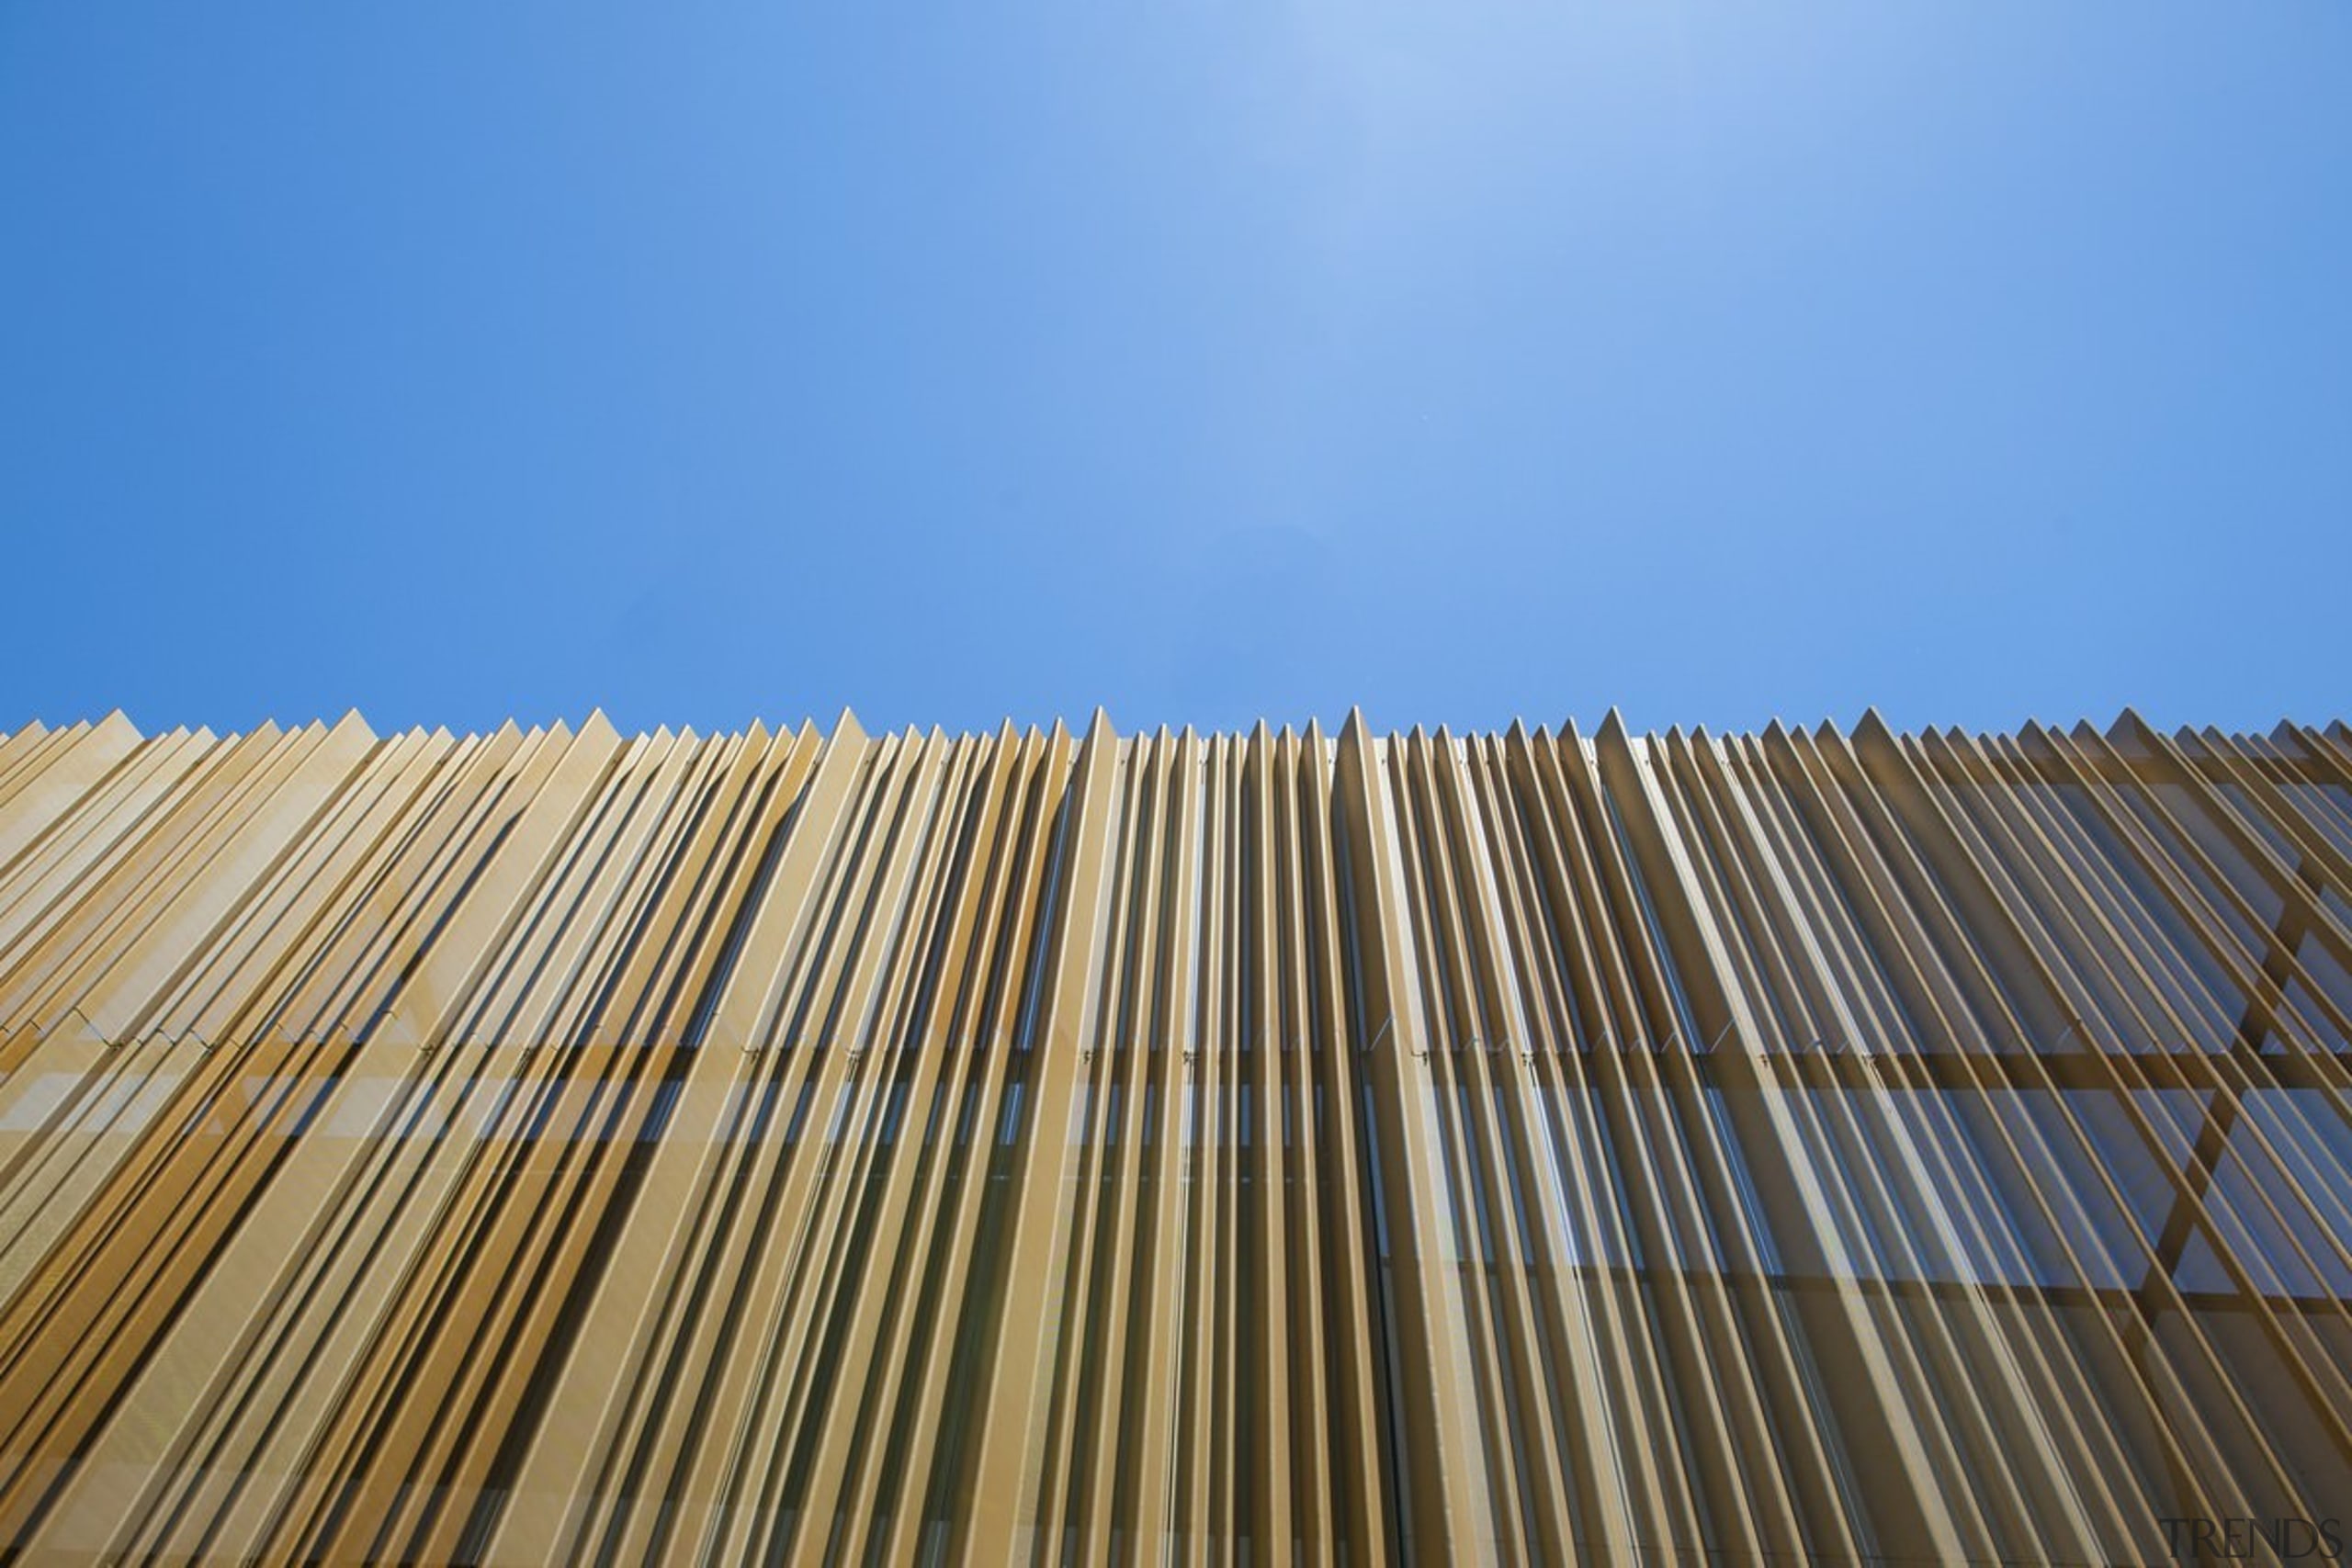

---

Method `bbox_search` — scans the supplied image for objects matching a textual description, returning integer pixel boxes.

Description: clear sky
[3,4,2346,739]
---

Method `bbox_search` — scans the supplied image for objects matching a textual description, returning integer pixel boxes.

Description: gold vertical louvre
[0,709,2347,1565]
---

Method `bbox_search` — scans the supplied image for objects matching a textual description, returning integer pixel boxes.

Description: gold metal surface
[0,710,2347,1563]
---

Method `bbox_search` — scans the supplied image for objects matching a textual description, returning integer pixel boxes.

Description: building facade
[0,710,2346,1563]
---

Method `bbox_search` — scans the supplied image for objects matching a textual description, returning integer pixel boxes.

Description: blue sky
[3,3,2346,739]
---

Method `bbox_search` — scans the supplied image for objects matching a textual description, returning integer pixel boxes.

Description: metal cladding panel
[0,710,2348,1563]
